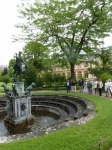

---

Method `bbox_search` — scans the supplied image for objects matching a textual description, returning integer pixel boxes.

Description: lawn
[0,91,112,150]
[0,82,12,93]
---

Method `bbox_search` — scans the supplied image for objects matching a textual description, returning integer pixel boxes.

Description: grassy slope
[0,92,112,150]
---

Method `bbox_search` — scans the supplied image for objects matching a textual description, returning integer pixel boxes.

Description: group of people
[84,79,103,96]
[66,79,77,93]
[87,79,112,97]
[66,78,105,96]
[66,79,84,93]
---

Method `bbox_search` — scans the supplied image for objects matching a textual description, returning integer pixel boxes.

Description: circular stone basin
[0,95,96,143]
[0,110,59,137]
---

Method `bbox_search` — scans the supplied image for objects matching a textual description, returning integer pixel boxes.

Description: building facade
[52,62,95,80]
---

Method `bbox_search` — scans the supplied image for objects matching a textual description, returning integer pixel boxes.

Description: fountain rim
[0,94,96,144]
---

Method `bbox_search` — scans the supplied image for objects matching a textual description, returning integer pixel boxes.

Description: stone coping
[0,95,96,144]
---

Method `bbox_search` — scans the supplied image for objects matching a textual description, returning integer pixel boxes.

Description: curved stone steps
[31,105,69,121]
[32,95,87,110]
[31,98,79,119]
[31,95,87,119]
[0,95,88,121]
[32,102,70,114]
[31,101,78,115]
[0,101,6,107]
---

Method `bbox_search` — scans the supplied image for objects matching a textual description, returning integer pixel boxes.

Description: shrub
[1,75,10,85]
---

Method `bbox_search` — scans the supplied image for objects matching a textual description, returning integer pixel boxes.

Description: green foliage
[8,59,16,68]
[35,75,43,87]
[1,75,10,85]
[8,67,14,78]
[23,41,49,59]
[23,41,52,72]
[0,70,2,78]
[14,0,112,79]
[88,46,112,78]
[22,64,37,87]
[0,87,4,93]
[76,76,86,82]
[0,82,12,92]
[43,72,67,87]
[52,74,66,85]
[8,59,15,78]
[100,72,112,84]
[43,72,53,87]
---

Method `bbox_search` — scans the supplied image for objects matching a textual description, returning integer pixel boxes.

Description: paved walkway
[34,89,112,101]
[1,90,112,101]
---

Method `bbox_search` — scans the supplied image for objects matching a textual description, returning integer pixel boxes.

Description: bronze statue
[12,83,18,97]
[25,82,36,96]
[1,84,12,98]
[13,51,27,81]
[1,84,13,116]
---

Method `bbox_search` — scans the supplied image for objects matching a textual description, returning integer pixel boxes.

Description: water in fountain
[0,111,59,137]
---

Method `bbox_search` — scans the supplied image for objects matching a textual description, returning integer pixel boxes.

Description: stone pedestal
[4,114,34,132]
[4,80,35,132]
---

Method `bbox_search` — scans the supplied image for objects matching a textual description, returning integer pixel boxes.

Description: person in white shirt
[108,79,112,97]
[93,79,98,95]
[83,81,88,93]
[105,80,109,97]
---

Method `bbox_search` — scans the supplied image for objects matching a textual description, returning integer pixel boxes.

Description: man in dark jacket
[78,79,84,93]
[71,79,77,92]
[87,80,92,95]
[66,80,71,93]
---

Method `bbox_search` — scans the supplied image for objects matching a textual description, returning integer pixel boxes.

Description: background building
[52,62,95,80]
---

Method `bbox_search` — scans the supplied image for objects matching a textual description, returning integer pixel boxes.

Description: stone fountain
[1,51,35,132]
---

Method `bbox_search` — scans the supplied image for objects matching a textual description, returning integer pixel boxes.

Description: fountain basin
[0,95,96,143]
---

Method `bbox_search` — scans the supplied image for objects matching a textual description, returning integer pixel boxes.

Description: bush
[1,75,10,85]
[22,64,37,87]
[0,87,4,92]
[35,76,43,87]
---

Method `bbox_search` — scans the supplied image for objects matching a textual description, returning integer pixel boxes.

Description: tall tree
[23,41,52,72]
[14,0,112,79]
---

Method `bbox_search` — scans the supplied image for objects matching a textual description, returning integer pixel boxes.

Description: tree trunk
[70,63,75,80]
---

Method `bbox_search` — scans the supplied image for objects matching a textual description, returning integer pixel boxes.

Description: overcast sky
[0,0,112,66]
[0,0,25,66]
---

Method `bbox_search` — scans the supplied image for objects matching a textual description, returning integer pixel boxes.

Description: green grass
[0,82,12,93]
[0,92,112,150]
